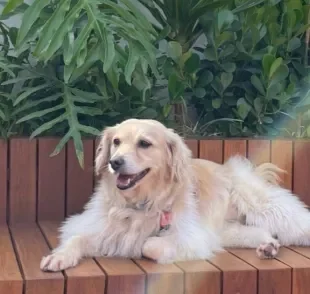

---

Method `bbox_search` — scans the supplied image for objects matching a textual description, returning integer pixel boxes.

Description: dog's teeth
[126,178,131,185]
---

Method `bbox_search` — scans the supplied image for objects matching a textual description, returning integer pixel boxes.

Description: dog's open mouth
[116,168,150,190]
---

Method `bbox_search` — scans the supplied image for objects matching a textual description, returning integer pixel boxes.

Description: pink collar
[160,210,172,230]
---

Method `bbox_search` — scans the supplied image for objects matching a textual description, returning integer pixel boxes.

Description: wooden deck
[1,138,310,294]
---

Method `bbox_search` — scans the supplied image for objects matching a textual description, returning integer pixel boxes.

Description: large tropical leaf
[6,65,105,167]
[14,0,158,86]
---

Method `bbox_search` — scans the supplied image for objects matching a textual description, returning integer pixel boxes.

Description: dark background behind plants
[1,0,310,166]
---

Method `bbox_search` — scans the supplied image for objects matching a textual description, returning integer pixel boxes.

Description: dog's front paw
[256,241,280,259]
[40,252,79,272]
[142,237,176,263]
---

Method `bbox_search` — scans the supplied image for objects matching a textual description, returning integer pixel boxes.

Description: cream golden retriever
[41,118,310,271]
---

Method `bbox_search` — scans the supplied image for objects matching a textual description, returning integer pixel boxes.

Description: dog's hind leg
[222,221,280,259]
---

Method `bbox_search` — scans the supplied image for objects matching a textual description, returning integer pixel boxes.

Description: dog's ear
[165,129,192,182]
[95,126,116,176]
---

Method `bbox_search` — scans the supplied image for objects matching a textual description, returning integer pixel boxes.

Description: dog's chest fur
[99,205,161,258]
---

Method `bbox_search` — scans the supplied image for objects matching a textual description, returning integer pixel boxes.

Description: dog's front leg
[142,222,219,264]
[40,235,94,272]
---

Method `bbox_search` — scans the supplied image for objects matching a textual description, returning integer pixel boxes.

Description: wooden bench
[1,138,310,294]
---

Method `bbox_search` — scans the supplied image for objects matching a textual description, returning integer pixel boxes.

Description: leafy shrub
[1,0,310,166]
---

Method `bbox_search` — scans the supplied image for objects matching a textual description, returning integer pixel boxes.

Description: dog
[40,118,310,272]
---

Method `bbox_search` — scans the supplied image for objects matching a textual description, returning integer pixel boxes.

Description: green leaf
[262,54,275,77]
[217,9,234,31]
[2,0,23,14]
[0,107,5,120]
[13,83,51,106]
[287,37,301,52]
[33,0,71,55]
[212,98,222,109]
[251,75,265,95]
[79,125,101,136]
[254,97,263,113]
[220,72,233,90]
[51,130,72,157]
[72,130,84,168]
[163,104,171,117]
[124,43,139,85]
[30,113,67,139]
[184,53,200,73]
[167,41,182,61]
[194,88,206,98]
[63,32,75,65]
[269,64,289,88]
[204,47,217,61]
[197,70,213,87]
[221,62,236,73]
[16,104,63,123]
[269,57,283,79]
[168,73,184,100]
[237,98,251,119]
[12,93,62,116]
[262,116,273,124]
[41,0,84,61]
[16,0,50,47]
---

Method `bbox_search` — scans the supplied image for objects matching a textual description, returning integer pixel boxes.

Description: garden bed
[1,137,310,294]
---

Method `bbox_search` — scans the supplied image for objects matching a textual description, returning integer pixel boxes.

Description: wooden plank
[224,139,247,161]
[39,221,106,294]
[96,258,145,294]
[199,140,223,163]
[135,259,183,294]
[0,225,23,294]
[176,260,220,294]
[228,248,291,294]
[209,251,257,294]
[294,141,310,206]
[247,139,271,165]
[271,140,293,190]
[275,247,310,294]
[0,140,7,223]
[38,139,65,221]
[10,224,64,294]
[9,139,37,224]
[66,139,94,216]
[185,139,198,158]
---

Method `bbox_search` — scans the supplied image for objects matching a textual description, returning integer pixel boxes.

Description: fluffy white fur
[40,119,310,272]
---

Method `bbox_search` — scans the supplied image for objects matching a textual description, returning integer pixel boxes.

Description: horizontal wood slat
[135,259,184,294]
[176,260,220,294]
[228,248,291,294]
[96,258,145,294]
[39,221,106,294]
[0,225,23,294]
[10,224,64,294]
[209,251,257,294]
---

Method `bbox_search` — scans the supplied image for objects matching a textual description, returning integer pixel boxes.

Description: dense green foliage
[1,0,310,165]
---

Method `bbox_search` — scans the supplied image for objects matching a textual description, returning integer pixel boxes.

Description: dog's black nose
[109,157,124,171]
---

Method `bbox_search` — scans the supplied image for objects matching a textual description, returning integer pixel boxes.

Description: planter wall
[1,137,310,294]
[1,137,310,224]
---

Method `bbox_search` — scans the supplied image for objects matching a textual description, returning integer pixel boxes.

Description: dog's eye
[113,138,121,146]
[138,140,152,148]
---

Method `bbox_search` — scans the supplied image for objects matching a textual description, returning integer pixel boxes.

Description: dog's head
[95,119,191,196]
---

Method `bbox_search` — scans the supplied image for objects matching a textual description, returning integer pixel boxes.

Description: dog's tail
[254,163,286,186]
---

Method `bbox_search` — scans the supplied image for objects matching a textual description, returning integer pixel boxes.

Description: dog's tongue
[117,174,135,188]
